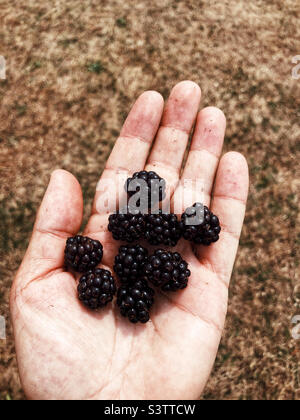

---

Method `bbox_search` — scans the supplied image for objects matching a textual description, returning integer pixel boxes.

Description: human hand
[10,81,248,400]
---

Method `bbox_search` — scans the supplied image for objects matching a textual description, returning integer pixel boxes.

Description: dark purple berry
[125,171,166,210]
[117,279,155,323]
[108,206,146,242]
[78,268,116,310]
[144,211,182,247]
[144,249,191,292]
[64,235,103,272]
[114,245,148,285]
[180,203,221,245]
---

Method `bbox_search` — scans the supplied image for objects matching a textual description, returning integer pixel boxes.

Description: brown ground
[0,0,299,400]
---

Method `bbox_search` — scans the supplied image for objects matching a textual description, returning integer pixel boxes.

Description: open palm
[10,81,248,400]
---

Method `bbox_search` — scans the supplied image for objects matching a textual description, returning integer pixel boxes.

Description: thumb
[12,169,83,290]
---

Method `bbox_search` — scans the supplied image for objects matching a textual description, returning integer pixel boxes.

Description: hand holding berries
[67,174,220,324]
[11,80,250,404]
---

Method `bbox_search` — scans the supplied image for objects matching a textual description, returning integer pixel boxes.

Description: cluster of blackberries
[108,171,221,247]
[113,244,191,322]
[64,235,116,310]
[64,171,221,325]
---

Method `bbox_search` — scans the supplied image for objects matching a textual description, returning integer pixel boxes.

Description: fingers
[177,107,226,207]
[172,107,226,213]
[13,170,83,289]
[91,91,164,218]
[145,81,201,193]
[197,152,249,286]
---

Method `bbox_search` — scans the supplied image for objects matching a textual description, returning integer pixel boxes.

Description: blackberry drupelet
[144,249,191,292]
[114,245,148,284]
[180,203,221,245]
[77,268,116,310]
[64,235,103,272]
[117,279,155,323]
[125,170,166,209]
[144,211,182,247]
[108,206,146,242]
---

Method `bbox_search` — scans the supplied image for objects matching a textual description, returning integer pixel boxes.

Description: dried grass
[0,0,299,400]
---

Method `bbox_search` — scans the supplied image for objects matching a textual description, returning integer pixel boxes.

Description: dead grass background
[0,0,299,400]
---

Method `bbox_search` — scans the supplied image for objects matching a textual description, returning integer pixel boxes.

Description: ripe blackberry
[114,245,148,285]
[64,235,103,272]
[77,268,116,310]
[125,170,166,209]
[108,206,146,242]
[144,249,191,292]
[180,203,221,245]
[144,211,182,247]
[117,279,155,323]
